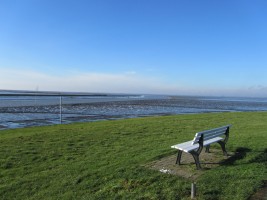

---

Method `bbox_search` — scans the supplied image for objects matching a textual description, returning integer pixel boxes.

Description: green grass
[0,112,266,200]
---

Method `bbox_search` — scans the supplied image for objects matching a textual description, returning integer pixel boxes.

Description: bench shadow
[220,147,267,166]
[199,147,251,167]
[200,147,266,169]
[220,147,251,166]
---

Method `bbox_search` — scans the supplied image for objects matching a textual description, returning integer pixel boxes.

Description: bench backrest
[192,125,231,145]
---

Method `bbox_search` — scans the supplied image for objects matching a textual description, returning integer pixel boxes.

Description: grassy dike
[0,112,266,200]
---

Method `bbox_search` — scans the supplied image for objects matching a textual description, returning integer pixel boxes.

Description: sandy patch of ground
[145,149,234,181]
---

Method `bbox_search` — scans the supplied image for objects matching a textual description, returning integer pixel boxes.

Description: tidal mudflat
[1,94,267,129]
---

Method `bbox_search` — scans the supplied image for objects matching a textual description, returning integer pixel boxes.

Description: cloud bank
[0,68,183,94]
[1,68,267,97]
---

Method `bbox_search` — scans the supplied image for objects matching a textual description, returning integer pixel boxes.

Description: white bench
[171,125,231,169]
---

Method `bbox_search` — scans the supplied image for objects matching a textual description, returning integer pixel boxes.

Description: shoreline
[2,110,266,131]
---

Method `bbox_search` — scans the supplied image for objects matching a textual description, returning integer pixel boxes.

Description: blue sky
[1,0,267,97]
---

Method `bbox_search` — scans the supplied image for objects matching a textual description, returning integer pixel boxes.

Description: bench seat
[171,137,223,153]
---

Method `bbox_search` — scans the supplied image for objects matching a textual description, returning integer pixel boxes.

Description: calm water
[1,94,267,130]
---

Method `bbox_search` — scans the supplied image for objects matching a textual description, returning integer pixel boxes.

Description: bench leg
[190,151,201,170]
[205,145,210,153]
[217,141,228,156]
[176,150,183,165]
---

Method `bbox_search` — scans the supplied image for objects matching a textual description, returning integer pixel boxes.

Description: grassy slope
[0,112,266,200]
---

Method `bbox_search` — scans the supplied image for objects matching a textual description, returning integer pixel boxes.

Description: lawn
[0,112,266,199]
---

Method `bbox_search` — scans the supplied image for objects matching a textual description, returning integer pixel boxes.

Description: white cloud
[0,68,184,94]
[1,67,267,97]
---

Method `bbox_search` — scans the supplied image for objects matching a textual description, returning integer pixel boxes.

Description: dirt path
[249,181,267,200]
[145,149,230,181]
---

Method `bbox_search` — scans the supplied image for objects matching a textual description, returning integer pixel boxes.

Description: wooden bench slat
[203,137,224,146]
[204,134,225,141]
[171,137,223,152]
[171,141,192,149]
[203,129,227,137]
